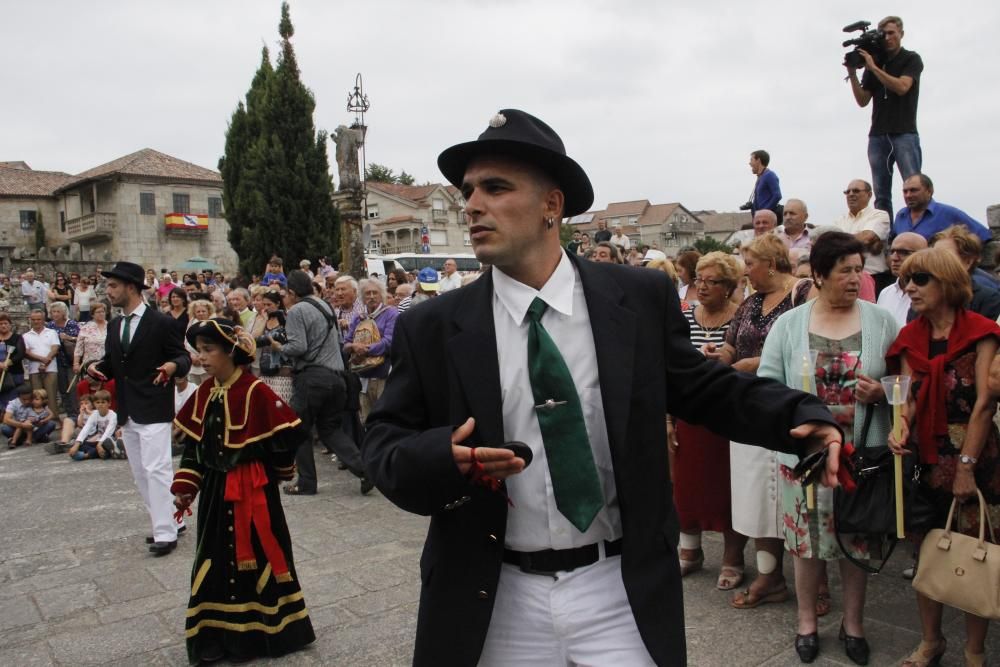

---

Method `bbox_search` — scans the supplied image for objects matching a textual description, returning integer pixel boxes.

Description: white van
[383,253,481,273]
[363,255,400,277]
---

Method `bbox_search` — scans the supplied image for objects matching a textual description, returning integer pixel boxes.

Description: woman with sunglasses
[48,274,74,314]
[759,231,898,664]
[887,248,1000,667]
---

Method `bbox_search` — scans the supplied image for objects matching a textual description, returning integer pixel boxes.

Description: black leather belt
[503,539,623,575]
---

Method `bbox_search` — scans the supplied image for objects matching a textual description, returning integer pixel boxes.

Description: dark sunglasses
[889,248,914,257]
[902,272,933,287]
[842,188,869,195]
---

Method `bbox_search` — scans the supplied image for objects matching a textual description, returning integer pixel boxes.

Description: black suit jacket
[92,307,191,424]
[363,254,837,667]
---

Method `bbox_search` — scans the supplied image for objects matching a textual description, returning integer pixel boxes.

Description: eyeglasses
[843,188,869,195]
[902,272,934,287]
[889,248,915,257]
[693,277,728,288]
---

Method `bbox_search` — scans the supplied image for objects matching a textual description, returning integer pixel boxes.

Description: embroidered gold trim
[185,608,310,638]
[256,563,272,594]
[237,559,258,571]
[191,559,211,597]
[275,572,293,583]
[176,467,203,480]
[186,591,304,617]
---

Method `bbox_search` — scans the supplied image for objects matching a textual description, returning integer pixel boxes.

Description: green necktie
[121,314,134,352]
[526,297,604,532]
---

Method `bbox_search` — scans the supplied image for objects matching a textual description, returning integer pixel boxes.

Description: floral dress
[779,332,871,560]
[912,341,1000,540]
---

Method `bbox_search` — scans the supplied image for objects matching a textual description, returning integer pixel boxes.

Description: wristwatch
[959,454,978,465]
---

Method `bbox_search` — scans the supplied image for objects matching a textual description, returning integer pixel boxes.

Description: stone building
[364,182,468,254]
[0,149,237,274]
[569,199,705,254]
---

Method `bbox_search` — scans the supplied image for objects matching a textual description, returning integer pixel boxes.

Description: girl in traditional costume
[172,318,314,663]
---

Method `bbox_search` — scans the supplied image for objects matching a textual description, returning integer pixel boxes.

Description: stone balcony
[65,212,116,242]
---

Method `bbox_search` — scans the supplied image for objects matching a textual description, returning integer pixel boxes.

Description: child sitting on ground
[9,389,56,447]
[3,385,39,448]
[68,390,120,460]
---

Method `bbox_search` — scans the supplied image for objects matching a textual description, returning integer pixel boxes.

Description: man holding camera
[847,15,924,216]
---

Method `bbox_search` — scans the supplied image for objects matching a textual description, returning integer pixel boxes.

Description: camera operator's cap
[437,109,594,217]
[417,267,439,292]
[101,261,147,289]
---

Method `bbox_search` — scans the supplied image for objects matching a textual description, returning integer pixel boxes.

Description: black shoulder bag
[834,404,936,573]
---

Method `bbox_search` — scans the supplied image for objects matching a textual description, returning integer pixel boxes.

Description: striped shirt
[683,306,731,351]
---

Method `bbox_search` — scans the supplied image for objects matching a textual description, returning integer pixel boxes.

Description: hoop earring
[545,217,555,229]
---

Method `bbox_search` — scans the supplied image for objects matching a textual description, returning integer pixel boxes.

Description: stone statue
[333,124,364,192]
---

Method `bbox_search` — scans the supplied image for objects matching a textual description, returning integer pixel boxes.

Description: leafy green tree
[219,2,340,277]
[693,236,734,255]
[365,163,396,183]
[364,164,418,185]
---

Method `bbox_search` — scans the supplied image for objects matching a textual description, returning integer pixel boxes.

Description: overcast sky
[3,0,997,225]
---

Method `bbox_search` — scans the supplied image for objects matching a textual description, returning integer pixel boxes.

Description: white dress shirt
[876,280,911,328]
[24,327,60,373]
[492,252,620,552]
[832,206,891,274]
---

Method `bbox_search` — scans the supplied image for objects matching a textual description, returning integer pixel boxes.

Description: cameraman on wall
[847,15,924,216]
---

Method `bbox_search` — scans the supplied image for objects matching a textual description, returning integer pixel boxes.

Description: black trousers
[290,367,363,491]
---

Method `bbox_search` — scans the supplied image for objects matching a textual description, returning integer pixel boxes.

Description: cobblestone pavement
[1,443,996,665]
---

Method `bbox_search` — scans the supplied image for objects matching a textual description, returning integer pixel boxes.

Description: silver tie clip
[534,399,567,410]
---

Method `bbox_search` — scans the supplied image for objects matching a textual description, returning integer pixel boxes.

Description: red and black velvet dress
[172,368,314,664]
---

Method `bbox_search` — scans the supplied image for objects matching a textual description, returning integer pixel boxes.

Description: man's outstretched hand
[451,417,526,480]
[789,422,843,488]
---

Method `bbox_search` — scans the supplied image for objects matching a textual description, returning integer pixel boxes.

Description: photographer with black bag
[278,270,373,496]
[845,16,924,217]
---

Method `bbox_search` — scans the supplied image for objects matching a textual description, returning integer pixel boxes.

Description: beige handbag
[912,490,1000,619]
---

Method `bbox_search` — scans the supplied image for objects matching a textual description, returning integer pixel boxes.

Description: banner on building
[165,213,208,231]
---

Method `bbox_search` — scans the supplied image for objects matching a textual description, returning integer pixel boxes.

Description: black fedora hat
[437,109,594,217]
[101,261,147,289]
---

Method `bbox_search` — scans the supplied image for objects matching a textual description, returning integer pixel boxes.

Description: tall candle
[893,380,905,539]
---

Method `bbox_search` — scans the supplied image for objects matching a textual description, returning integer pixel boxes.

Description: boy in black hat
[86,261,191,556]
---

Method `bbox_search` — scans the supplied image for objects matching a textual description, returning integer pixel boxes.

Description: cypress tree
[219,3,339,277]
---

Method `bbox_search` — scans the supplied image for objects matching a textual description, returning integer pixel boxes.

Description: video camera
[842,20,886,69]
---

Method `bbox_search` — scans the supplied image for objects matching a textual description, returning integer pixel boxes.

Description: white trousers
[478,555,656,667]
[122,420,178,543]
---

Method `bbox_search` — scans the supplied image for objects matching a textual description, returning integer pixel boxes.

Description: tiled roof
[55,148,221,192]
[0,165,72,197]
[602,200,650,218]
[367,182,441,203]
[695,210,752,233]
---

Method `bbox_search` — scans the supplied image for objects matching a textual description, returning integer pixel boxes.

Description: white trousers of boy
[478,554,656,666]
[122,420,178,543]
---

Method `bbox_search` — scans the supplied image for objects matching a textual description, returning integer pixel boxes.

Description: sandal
[730,584,789,609]
[901,638,946,667]
[964,647,985,667]
[816,590,832,617]
[716,565,745,591]
[283,484,316,496]
[679,549,704,577]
